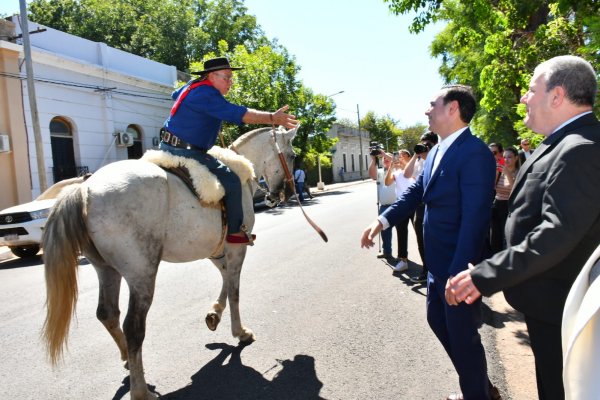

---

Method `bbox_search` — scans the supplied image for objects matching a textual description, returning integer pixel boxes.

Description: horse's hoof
[123,360,129,370]
[205,313,220,331]
[238,330,256,345]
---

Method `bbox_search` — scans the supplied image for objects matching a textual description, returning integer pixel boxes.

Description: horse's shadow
[113,343,326,400]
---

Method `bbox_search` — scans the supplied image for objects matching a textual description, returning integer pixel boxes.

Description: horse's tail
[42,184,91,365]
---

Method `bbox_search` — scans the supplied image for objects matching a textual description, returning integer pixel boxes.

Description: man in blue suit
[361,85,498,399]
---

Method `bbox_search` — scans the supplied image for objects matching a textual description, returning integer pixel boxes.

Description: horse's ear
[285,124,300,143]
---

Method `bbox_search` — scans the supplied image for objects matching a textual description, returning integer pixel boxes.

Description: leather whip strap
[273,127,328,243]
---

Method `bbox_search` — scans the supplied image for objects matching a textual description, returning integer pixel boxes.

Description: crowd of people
[362,55,600,400]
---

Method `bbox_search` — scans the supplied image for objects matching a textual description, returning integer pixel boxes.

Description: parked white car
[0,175,89,259]
[0,198,56,258]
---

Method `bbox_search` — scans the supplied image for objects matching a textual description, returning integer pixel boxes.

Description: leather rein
[270,126,328,243]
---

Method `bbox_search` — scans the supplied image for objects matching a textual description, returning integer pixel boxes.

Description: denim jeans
[159,142,243,234]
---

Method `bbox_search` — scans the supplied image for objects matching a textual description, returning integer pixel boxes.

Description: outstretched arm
[361,220,383,249]
[243,105,298,129]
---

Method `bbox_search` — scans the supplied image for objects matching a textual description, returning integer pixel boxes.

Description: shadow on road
[113,342,327,400]
[0,254,43,270]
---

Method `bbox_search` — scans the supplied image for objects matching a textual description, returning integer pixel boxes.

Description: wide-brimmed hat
[191,57,243,75]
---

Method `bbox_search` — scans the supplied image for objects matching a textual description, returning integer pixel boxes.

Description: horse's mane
[233,126,283,148]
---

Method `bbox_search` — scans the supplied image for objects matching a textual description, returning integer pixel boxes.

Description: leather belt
[161,130,207,152]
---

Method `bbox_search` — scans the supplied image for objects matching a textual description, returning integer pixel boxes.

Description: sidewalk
[315,178,537,400]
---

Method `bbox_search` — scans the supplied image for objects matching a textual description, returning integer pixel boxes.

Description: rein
[271,126,328,243]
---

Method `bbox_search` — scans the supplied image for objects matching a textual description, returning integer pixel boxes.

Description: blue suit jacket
[382,128,496,279]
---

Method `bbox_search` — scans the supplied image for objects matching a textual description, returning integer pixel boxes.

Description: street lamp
[316,90,344,190]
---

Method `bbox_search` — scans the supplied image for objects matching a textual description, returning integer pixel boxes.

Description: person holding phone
[385,149,414,272]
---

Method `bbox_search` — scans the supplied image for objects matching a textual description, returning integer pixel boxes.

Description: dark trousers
[413,202,427,274]
[490,199,508,254]
[159,142,243,235]
[428,276,490,399]
[395,216,411,259]
[524,315,565,400]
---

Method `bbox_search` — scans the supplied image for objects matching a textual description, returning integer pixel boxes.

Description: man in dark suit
[518,138,533,164]
[447,55,600,400]
[361,85,498,399]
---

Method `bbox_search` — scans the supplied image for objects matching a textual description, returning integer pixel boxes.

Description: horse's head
[233,125,299,206]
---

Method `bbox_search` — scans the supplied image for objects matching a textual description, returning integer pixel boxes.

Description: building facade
[0,17,176,209]
[327,123,370,183]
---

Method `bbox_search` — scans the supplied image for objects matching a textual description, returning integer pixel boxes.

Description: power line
[0,71,173,101]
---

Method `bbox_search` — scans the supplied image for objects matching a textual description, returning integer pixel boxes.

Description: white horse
[42,126,298,400]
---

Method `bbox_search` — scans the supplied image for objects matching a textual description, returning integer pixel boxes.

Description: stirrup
[226,225,256,245]
[226,233,256,245]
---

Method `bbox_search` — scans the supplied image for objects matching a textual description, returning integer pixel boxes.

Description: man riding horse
[161,57,298,244]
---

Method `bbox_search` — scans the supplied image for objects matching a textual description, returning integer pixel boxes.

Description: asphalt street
[0,180,535,399]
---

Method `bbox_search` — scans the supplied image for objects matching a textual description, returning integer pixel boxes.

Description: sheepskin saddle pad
[141,146,255,205]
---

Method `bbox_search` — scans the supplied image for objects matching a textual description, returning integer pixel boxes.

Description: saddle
[141,147,255,206]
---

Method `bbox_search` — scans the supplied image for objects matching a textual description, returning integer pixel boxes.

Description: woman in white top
[384,150,414,272]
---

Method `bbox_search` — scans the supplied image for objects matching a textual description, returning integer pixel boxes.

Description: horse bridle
[270,126,328,243]
[229,126,328,243]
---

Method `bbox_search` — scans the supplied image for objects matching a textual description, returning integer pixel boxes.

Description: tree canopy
[385,0,600,147]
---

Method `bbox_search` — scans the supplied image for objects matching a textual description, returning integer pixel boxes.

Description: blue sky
[2,0,446,127]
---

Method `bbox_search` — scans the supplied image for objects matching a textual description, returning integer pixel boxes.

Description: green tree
[360,112,402,152]
[384,0,600,147]
[188,0,267,62]
[294,89,338,165]
[27,0,268,72]
[398,123,428,153]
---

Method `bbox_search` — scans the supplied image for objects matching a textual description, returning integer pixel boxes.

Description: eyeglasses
[214,72,234,83]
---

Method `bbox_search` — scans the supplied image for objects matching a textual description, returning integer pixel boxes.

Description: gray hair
[537,55,598,106]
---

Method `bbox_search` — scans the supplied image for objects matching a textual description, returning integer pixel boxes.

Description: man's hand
[361,220,383,249]
[273,105,299,129]
[446,264,482,305]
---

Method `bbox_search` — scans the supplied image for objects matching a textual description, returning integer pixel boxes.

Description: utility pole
[20,0,47,192]
[316,90,345,190]
[357,104,364,179]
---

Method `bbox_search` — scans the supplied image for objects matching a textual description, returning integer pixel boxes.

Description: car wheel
[10,245,41,258]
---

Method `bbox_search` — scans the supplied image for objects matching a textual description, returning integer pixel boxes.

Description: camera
[392,151,399,162]
[369,141,383,156]
[414,142,432,154]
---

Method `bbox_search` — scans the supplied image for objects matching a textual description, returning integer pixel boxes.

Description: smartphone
[393,151,399,162]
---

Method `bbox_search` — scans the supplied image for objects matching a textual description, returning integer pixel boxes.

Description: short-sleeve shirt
[392,169,415,199]
[164,83,247,149]
[377,168,397,206]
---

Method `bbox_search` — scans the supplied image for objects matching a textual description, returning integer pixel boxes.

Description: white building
[0,16,176,208]
[327,123,370,182]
